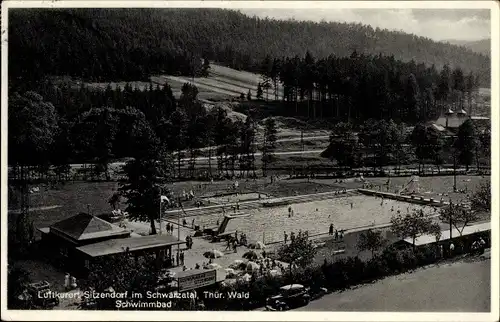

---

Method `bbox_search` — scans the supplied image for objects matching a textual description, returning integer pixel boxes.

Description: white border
[1,1,498,321]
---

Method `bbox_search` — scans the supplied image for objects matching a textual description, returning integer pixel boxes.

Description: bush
[415,245,437,266]
[400,249,418,271]
[344,257,366,285]
[364,255,389,281]
[381,246,405,275]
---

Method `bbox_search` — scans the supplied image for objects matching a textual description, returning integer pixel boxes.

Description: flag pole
[159,186,162,236]
[178,197,181,256]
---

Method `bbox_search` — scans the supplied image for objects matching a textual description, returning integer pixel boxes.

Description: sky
[238,8,490,42]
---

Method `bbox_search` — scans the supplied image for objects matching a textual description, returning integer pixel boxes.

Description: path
[175,135,329,154]
[8,205,62,214]
[295,257,491,312]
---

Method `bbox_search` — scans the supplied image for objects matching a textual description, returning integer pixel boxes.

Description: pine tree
[201,58,211,77]
[256,82,263,100]
[119,115,173,235]
[261,118,278,176]
[455,119,477,171]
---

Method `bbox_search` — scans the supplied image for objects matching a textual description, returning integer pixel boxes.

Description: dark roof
[76,234,185,258]
[49,213,129,242]
[402,222,490,247]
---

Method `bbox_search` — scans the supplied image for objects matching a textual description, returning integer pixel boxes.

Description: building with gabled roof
[44,212,131,245]
[434,109,489,132]
[37,213,184,276]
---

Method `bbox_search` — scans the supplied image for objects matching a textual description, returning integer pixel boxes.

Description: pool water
[187,195,437,244]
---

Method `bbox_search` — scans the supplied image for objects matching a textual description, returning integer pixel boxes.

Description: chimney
[445,108,454,128]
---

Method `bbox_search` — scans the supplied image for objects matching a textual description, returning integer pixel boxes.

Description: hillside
[443,39,490,56]
[81,63,284,101]
[9,8,490,87]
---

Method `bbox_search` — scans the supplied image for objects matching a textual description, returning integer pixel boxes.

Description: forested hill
[9,8,490,86]
[442,39,490,56]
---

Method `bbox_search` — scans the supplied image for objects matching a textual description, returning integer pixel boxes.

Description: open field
[83,62,283,101]
[8,179,342,229]
[296,256,491,312]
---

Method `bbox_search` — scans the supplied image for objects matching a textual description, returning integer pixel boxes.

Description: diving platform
[202,212,250,237]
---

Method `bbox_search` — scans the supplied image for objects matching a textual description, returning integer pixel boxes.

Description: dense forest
[9,8,490,86]
[256,51,479,123]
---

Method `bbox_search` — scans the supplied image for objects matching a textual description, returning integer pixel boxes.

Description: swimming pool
[186,195,438,244]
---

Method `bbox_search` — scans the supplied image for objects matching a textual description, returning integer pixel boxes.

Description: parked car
[265,284,310,311]
[309,286,329,300]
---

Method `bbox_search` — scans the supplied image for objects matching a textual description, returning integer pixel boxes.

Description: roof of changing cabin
[47,212,130,242]
[402,222,490,247]
[76,234,185,258]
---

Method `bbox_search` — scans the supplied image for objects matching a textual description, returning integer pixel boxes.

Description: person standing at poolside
[479,237,486,251]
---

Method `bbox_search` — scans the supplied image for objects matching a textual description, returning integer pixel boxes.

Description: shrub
[415,245,437,266]
[364,255,389,281]
[381,246,404,275]
[344,256,366,285]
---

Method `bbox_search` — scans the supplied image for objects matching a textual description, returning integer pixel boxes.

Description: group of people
[256,258,284,275]
[328,224,344,240]
[182,189,196,201]
[236,232,248,246]
[165,223,176,234]
[437,237,487,259]
[222,231,247,252]
[225,237,239,253]
[175,251,185,266]
[194,259,215,270]
[471,237,487,254]
[64,273,78,291]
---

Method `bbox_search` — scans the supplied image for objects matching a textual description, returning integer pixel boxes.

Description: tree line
[322,118,490,173]
[8,74,489,185]
[8,83,276,183]
[9,8,490,87]
[256,51,481,124]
